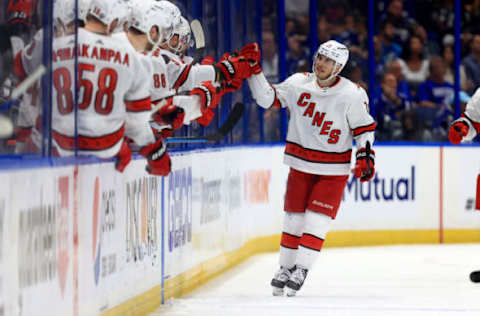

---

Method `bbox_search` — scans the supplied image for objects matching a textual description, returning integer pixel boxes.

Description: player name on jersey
[53,44,130,66]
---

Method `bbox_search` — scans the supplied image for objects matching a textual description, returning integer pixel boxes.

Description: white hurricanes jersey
[274,73,376,175]
[51,28,154,158]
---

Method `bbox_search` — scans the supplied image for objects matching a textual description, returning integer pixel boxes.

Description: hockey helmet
[130,1,174,46]
[313,40,349,80]
[168,16,194,54]
[89,0,119,32]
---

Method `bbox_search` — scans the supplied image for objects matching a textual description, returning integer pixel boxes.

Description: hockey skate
[285,266,308,297]
[271,266,295,296]
[470,270,480,283]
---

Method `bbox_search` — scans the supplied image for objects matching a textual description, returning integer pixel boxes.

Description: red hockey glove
[200,56,214,65]
[151,98,185,138]
[115,140,132,173]
[240,42,262,75]
[191,81,221,126]
[139,139,171,176]
[351,147,375,182]
[448,121,469,145]
[221,78,243,95]
[215,55,251,83]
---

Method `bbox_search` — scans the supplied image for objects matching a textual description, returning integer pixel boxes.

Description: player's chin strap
[316,62,341,87]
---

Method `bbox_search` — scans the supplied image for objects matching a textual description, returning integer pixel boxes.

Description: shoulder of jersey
[287,72,313,85]
[339,76,366,95]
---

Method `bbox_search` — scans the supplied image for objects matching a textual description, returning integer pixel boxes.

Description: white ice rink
[151,244,480,316]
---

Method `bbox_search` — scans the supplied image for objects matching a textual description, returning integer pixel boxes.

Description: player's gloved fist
[351,147,375,182]
[448,121,469,145]
[215,55,251,83]
[240,43,261,75]
[221,78,243,95]
[152,99,185,130]
[139,139,171,176]
[115,140,132,173]
[191,81,221,127]
[191,81,221,110]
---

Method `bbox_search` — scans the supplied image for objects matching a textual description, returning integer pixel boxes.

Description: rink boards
[1,144,480,316]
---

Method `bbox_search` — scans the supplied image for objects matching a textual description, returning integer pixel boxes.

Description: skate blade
[285,288,297,297]
[272,287,284,296]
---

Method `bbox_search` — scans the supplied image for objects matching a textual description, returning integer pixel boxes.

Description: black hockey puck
[469,270,480,283]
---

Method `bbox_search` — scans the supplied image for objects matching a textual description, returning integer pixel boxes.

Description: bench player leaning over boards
[242,40,377,296]
[51,0,171,176]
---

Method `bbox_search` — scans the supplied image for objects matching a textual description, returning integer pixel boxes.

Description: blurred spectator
[431,0,455,40]
[412,23,438,57]
[416,56,454,139]
[317,15,332,44]
[386,60,414,108]
[286,34,309,75]
[379,0,415,45]
[397,35,430,94]
[261,31,279,83]
[392,109,433,142]
[375,72,409,140]
[462,34,480,94]
[442,44,470,91]
[378,20,403,66]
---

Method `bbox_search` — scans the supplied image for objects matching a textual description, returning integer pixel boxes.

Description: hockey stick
[190,19,205,64]
[166,102,244,143]
[364,141,372,179]
[0,65,46,138]
[0,65,46,113]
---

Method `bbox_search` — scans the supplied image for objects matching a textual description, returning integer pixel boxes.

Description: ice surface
[151,244,480,316]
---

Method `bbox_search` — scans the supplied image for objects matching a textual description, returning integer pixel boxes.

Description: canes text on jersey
[297,93,341,144]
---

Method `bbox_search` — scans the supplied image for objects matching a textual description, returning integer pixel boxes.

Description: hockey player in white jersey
[50,0,171,176]
[245,40,376,296]
[12,0,76,154]
[448,88,480,283]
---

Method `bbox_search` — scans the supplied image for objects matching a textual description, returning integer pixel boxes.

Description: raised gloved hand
[351,143,375,182]
[215,53,251,83]
[151,98,185,138]
[191,81,221,126]
[240,42,261,75]
[448,120,469,145]
[139,139,171,176]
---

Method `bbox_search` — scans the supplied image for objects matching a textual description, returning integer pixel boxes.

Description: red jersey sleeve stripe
[126,97,151,112]
[285,141,352,164]
[14,51,27,80]
[352,122,376,137]
[281,232,301,249]
[271,86,282,108]
[299,233,324,252]
[463,113,480,135]
[172,64,192,90]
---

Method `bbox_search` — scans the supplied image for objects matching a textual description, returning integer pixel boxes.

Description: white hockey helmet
[168,16,193,54]
[130,1,173,46]
[78,0,91,24]
[156,1,182,30]
[114,0,130,32]
[88,0,119,32]
[313,40,349,81]
[54,0,76,27]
